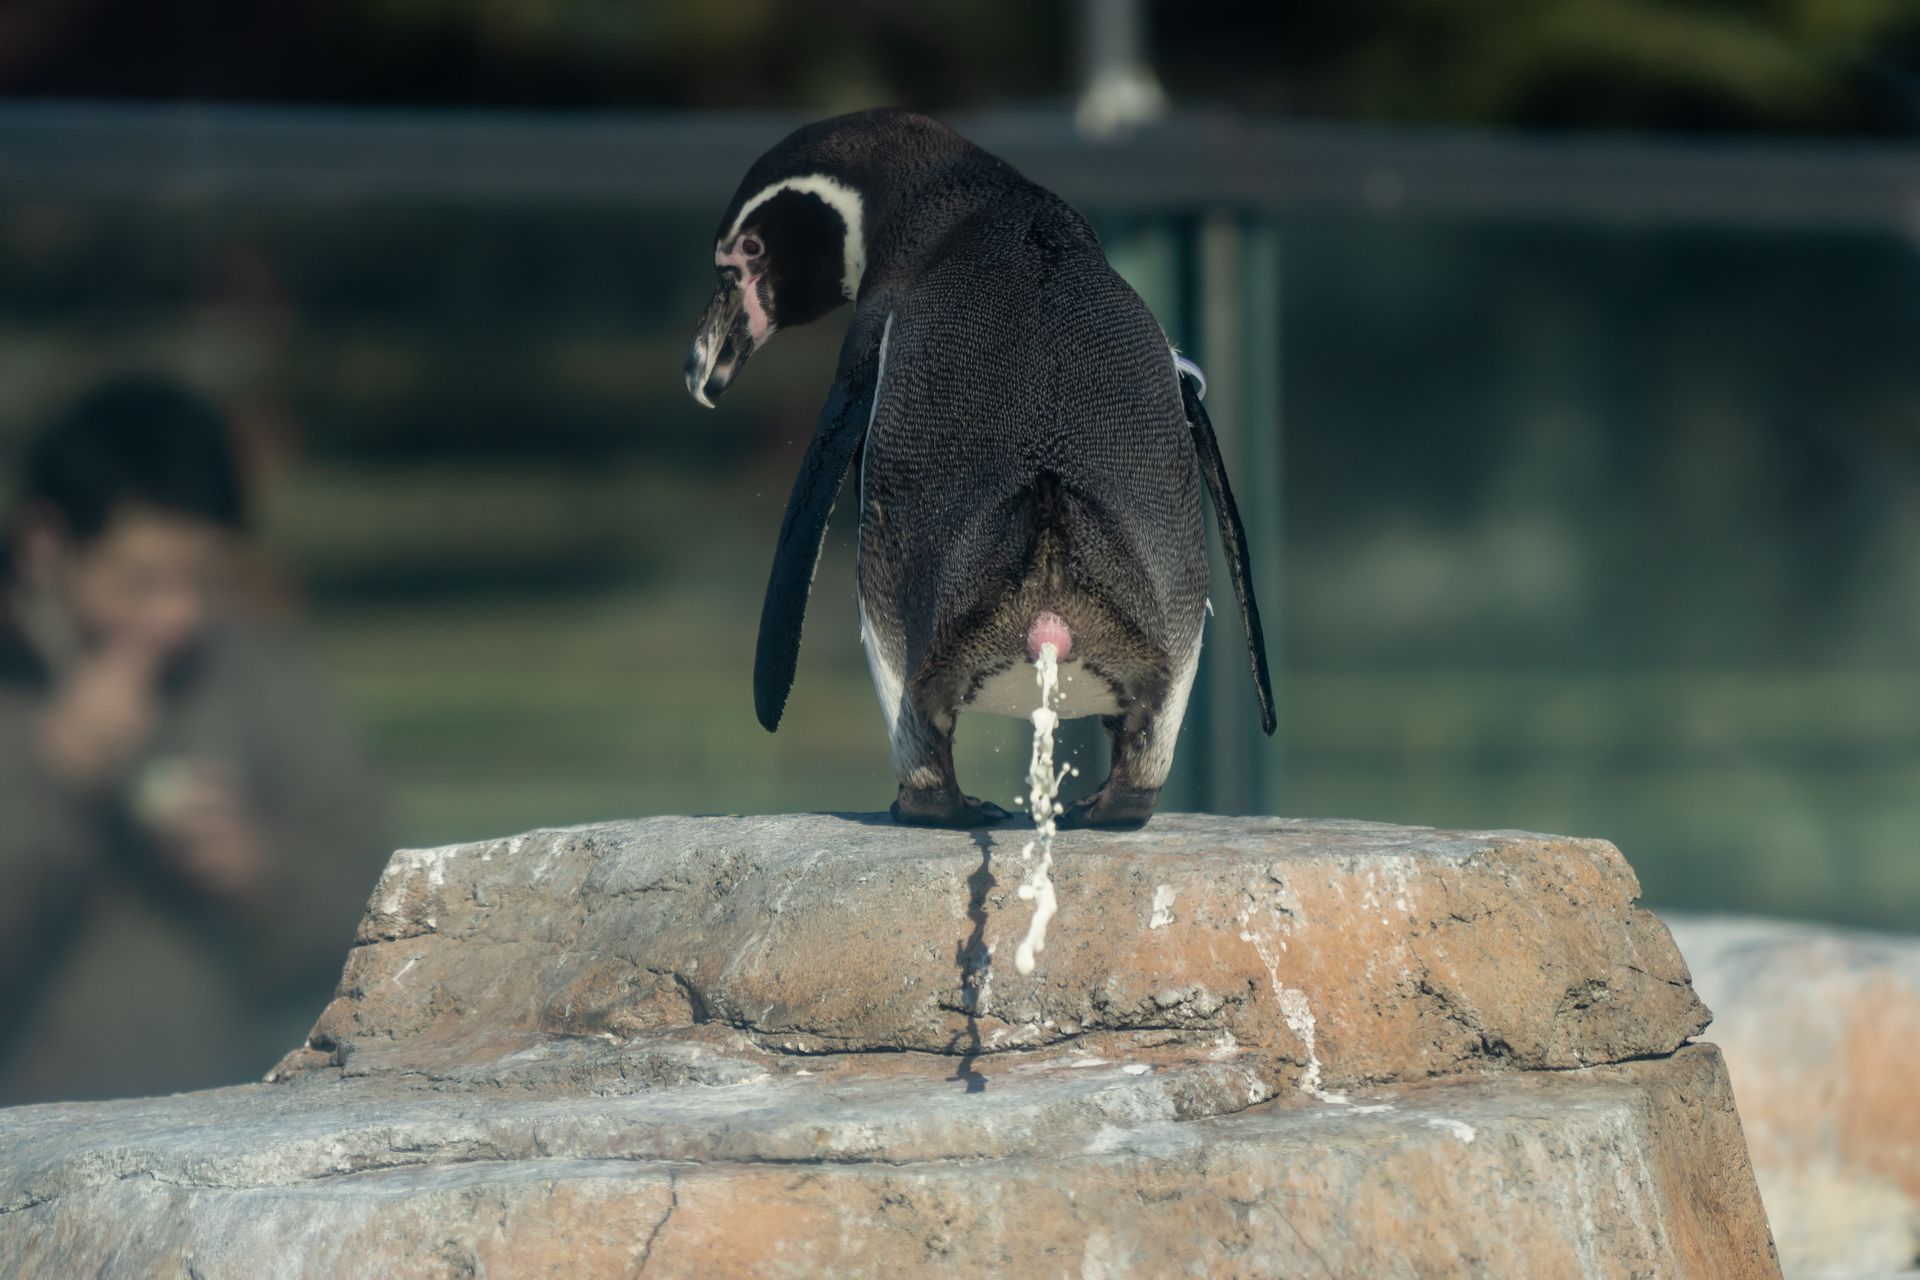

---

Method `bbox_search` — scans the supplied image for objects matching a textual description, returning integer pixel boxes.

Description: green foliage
[7,0,1915,129]
[1327,0,1920,129]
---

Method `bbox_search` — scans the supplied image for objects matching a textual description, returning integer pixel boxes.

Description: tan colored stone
[1669,916,1920,1279]
[298,814,1708,1092]
[1,1047,1773,1279]
[0,817,1778,1278]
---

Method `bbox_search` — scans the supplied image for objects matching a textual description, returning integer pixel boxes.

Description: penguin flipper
[1179,369,1279,736]
[752,313,887,732]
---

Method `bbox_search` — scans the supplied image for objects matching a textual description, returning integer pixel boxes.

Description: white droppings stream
[1013,642,1072,975]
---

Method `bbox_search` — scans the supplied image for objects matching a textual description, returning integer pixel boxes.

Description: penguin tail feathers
[1028,469,1074,571]
[1022,471,1087,654]
[1033,468,1067,525]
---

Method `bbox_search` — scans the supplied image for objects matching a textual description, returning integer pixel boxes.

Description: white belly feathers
[968,658,1121,720]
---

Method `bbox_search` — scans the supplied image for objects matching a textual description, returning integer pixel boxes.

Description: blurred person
[0,376,388,1104]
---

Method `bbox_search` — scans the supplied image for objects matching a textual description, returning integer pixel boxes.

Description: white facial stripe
[724,174,867,301]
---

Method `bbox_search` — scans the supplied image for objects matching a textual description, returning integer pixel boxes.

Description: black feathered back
[857,194,1206,683]
[733,111,1272,747]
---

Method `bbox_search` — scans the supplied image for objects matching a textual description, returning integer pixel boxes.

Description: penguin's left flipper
[752,311,887,732]
[1179,368,1278,735]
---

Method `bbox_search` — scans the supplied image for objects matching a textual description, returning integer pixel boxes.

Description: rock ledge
[0,814,1779,1279]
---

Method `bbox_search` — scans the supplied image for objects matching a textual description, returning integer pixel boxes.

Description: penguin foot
[1058,785,1159,830]
[891,787,1011,828]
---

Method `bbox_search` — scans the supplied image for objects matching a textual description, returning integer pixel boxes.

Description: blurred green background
[1,0,1917,930]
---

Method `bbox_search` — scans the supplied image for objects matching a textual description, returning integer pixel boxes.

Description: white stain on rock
[372,844,460,925]
[1149,884,1177,929]
[1426,1117,1478,1143]
[1238,876,1351,1105]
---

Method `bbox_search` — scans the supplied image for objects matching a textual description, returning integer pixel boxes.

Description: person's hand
[140,759,268,901]
[35,643,163,790]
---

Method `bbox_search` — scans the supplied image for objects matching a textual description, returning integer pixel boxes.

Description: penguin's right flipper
[1179,368,1278,736]
[753,311,889,732]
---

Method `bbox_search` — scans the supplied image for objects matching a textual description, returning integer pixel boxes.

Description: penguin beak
[685,280,755,408]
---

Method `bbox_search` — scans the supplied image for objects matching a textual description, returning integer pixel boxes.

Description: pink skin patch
[715,239,776,344]
[1027,611,1073,663]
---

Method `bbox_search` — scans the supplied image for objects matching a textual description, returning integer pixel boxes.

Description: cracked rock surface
[0,814,1780,1278]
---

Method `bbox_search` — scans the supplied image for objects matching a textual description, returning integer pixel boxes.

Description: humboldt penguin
[685,108,1274,828]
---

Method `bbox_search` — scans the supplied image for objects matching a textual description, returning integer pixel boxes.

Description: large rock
[1,1042,1769,1278]
[1669,916,1920,1280]
[0,814,1779,1278]
[301,814,1710,1086]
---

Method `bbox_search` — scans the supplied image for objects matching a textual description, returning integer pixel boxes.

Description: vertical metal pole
[1092,215,1202,808]
[1107,212,1284,815]
[1073,0,1168,138]
[1197,212,1249,813]
[1197,212,1285,815]
[1241,219,1285,813]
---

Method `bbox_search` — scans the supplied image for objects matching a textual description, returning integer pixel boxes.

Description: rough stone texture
[1669,915,1920,1280]
[2,1044,1770,1279]
[0,815,1779,1278]
[304,814,1708,1088]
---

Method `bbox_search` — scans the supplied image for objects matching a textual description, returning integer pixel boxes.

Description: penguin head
[685,170,868,408]
[686,109,975,407]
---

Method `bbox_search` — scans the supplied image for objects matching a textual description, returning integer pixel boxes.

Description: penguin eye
[739,235,764,260]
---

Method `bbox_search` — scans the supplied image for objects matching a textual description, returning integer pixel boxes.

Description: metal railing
[4,102,1915,814]
[3,102,1919,226]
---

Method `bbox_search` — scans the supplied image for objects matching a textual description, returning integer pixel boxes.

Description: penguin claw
[1057,787,1158,830]
[891,790,1010,828]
